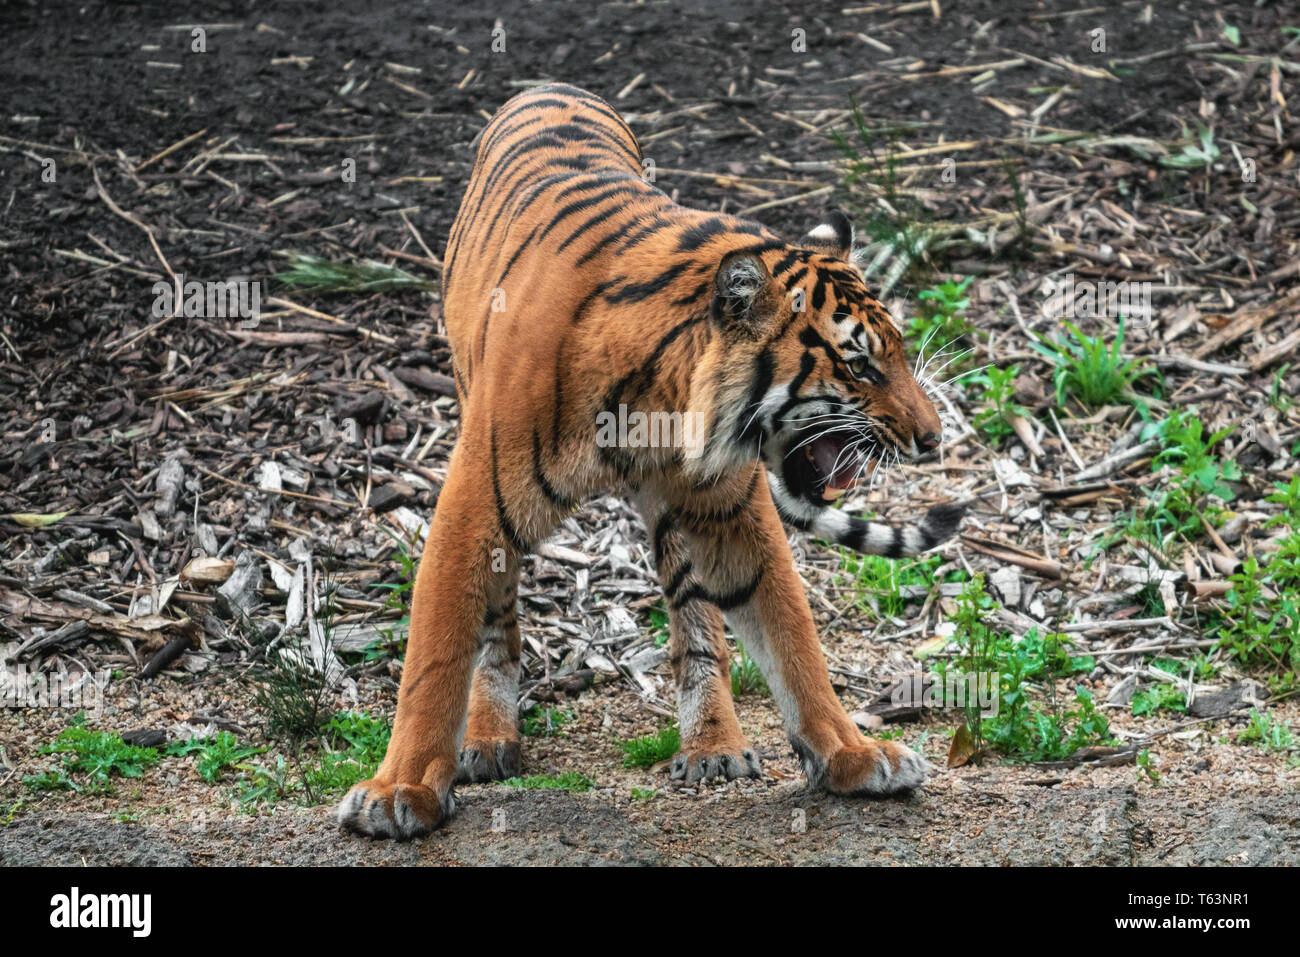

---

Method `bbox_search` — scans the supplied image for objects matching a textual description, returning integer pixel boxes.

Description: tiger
[338,83,965,839]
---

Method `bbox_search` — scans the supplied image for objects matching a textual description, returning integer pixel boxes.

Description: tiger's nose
[918,431,941,452]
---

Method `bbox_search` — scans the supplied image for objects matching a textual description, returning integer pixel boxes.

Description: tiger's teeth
[822,485,846,502]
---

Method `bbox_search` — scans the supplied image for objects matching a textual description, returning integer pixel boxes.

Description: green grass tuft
[620,724,680,768]
[275,253,436,295]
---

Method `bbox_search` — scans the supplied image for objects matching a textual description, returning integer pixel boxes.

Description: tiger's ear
[711,250,776,336]
[801,209,854,261]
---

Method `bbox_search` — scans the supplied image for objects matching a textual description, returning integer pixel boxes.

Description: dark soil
[2,0,1298,865]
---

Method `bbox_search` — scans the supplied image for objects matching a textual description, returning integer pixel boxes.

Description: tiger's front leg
[686,472,929,797]
[643,504,762,784]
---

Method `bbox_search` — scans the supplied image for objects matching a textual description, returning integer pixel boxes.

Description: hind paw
[670,746,762,784]
[457,738,522,782]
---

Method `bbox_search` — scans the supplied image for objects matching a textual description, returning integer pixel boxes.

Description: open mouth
[788,431,877,503]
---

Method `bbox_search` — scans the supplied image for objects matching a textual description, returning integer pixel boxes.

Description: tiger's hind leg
[644,505,762,784]
[337,435,522,839]
[458,554,523,782]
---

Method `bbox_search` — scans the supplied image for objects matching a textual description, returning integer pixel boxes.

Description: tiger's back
[442,83,775,438]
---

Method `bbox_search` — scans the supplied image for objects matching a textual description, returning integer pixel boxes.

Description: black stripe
[652,512,676,563]
[604,261,691,304]
[556,193,639,254]
[536,184,637,245]
[663,562,694,601]
[676,218,731,252]
[490,426,530,553]
[669,279,710,308]
[671,567,764,611]
[532,429,576,509]
[677,469,758,529]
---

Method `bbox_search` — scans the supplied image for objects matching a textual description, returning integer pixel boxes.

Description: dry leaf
[8,511,69,527]
[947,721,978,768]
[180,556,235,585]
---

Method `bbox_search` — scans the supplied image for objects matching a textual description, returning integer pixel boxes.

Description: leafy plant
[1147,409,1241,501]
[645,602,670,647]
[1265,475,1300,530]
[945,576,1111,761]
[167,732,264,782]
[966,364,1028,446]
[839,551,946,619]
[833,105,942,293]
[1136,749,1160,785]
[236,754,293,810]
[1158,124,1220,171]
[22,769,74,792]
[912,276,976,365]
[27,716,161,793]
[362,525,421,661]
[1131,683,1187,717]
[300,711,392,801]
[620,724,681,768]
[251,580,347,745]
[2,800,27,826]
[1214,557,1300,677]
[276,253,436,295]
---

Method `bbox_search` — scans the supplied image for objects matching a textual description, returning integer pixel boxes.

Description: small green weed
[912,276,976,365]
[519,705,573,738]
[502,771,594,792]
[646,602,670,647]
[966,365,1028,446]
[167,731,265,783]
[946,576,1111,761]
[300,711,392,801]
[1136,749,1160,785]
[276,252,437,295]
[730,640,769,697]
[236,754,293,810]
[1237,708,1295,751]
[839,551,946,619]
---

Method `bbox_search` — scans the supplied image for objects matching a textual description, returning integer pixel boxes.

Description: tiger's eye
[847,356,871,378]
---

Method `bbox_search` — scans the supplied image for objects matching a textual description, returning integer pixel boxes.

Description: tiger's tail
[766,467,966,557]
[807,502,966,558]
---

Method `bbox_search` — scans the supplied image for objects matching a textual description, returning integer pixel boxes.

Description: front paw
[828,739,929,795]
[670,746,762,784]
[337,778,453,840]
[794,736,929,796]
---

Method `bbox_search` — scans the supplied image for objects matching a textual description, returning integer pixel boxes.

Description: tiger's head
[701,211,945,514]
